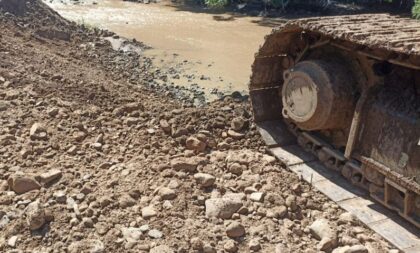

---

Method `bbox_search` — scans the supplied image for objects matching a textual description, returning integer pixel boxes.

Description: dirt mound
[0,2,396,252]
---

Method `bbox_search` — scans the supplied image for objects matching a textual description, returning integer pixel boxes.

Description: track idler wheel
[281,60,355,131]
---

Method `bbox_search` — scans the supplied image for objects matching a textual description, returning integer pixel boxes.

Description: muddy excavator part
[250,14,420,251]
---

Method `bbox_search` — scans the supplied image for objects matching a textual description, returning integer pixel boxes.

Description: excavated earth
[0,1,401,252]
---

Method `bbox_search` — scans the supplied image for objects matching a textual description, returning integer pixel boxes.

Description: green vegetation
[413,0,420,18]
[201,0,419,19]
[205,0,229,8]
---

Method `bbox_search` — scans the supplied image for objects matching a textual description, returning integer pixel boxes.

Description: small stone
[68,239,104,253]
[170,158,198,173]
[249,239,261,251]
[121,227,143,243]
[8,236,18,248]
[223,240,238,253]
[285,195,297,211]
[36,169,62,186]
[190,237,203,250]
[30,123,48,140]
[309,219,337,251]
[26,201,46,230]
[148,229,163,239]
[141,206,157,219]
[150,245,174,253]
[47,107,59,117]
[332,245,368,253]
[158,187,177,200]
[8,174,41,194]
[160,119,171,134]
[119,194,136,208]
[226,221,245,238]
[82,217,94,228]
[231,117,245,131]
[338,212,357,225]
[228,163,243,175]
[227,129,244,139]
[249,192,265,202]
[275,244,289,253]
[203,244,216,253]
[53,191,67,203]
[186,136,206,152]
[139,224,149,232]
[266,205,287,219]
[194,173,216,187]
[205,194,244,219]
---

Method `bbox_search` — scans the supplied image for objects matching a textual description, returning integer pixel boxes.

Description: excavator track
[250,14,420,252]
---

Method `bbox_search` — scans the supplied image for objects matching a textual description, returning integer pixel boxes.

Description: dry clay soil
[0,1,398,253]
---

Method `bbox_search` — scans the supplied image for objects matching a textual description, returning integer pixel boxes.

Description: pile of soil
[0,1,396,252]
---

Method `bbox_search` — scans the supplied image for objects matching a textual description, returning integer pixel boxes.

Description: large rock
[8,174,41,194]
[205,193,244,219]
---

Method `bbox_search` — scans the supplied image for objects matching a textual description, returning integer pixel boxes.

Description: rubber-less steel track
[250,14,420,252]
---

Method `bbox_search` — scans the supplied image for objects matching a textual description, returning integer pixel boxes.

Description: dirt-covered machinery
[249,14,420,228]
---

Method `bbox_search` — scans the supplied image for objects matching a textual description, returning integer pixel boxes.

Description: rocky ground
[0,1,400,253]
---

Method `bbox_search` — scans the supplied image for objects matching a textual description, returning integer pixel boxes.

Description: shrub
[205,0,229,8]
[413,0,420,18]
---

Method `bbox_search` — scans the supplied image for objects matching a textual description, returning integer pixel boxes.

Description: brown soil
[0,1,396,252]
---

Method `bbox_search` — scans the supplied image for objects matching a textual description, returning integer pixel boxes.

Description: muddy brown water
[44,0,277,99]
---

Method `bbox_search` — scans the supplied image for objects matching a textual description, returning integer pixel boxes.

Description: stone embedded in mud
[8,174,41,194]
[205,193,244,219]
[170,157,198,173]
[186,136,206,152]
